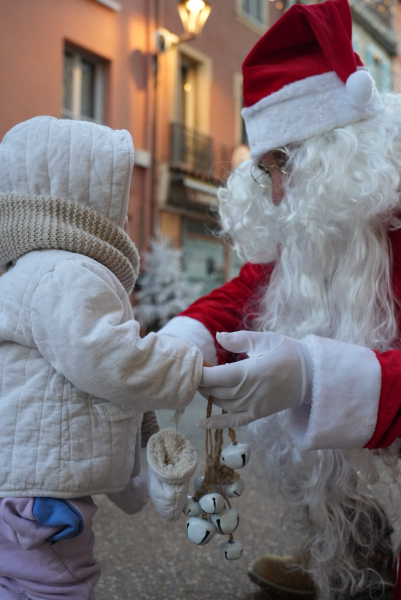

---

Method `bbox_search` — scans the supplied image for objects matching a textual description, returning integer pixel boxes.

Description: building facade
[0,0,399,295]
[288,0,398,92]
[0,0,283,294]
[148,0,284,294]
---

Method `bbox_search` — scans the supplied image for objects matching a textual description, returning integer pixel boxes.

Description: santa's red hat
[242,0,384,159]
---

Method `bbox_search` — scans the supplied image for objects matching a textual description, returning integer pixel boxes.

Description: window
[173,46,212,135]
[179,54,200,130]
[170,48,212,175]
[183,234,225,295]
[240,0,266,28]
[63,48,105,123]
[239,89,248,146]
[182,219,244,295]
[234,74,248,147]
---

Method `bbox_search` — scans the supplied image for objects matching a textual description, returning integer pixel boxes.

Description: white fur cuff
[158,316,218,365]
[288,335,381,450]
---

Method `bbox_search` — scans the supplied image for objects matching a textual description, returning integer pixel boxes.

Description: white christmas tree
[135,235,202,332]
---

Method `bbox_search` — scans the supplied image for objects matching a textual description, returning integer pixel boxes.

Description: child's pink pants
[0,496,100,600]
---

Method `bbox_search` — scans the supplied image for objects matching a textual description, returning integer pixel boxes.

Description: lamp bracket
[155,28,196,53]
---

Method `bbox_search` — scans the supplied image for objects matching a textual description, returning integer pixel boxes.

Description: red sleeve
[180,262,273,364]
[365,349,401,449]
[364,230,401,449]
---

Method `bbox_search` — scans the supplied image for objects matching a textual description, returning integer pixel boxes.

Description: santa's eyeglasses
[251,148,290,188]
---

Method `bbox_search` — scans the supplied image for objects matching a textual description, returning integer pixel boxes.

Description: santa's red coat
[174,228,401,451]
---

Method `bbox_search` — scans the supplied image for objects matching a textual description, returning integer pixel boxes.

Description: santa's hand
[197,331,313,429]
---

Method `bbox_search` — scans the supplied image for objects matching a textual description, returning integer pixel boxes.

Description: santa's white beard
[247,194,401,599]
[221,161,399,351]
[256,204,397,351]
[218,96,401,599]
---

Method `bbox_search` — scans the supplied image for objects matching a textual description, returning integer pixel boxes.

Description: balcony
[170,122,215,180]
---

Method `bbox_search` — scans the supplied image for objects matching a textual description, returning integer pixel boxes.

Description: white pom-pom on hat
[346,70,374,108]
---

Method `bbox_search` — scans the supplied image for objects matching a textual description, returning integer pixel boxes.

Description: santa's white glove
[197,331,313,429]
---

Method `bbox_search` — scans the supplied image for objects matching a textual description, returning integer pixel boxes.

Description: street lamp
[155,0,212,53]
[150,0,212,240]
[177,0,212,36]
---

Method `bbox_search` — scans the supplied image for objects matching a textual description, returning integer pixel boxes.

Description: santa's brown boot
[248,554,316,598]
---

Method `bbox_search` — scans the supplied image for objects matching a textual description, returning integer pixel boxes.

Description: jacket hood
[0,116,134,228]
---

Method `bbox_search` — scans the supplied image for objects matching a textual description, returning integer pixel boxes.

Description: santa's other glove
[197,331,313,429]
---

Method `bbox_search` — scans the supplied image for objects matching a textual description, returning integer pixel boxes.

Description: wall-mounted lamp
[155,0,212,53]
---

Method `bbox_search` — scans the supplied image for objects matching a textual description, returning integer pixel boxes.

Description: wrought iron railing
[170,122,214,177]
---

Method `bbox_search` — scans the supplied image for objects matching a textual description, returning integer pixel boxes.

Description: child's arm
[159,262,273,365]
[30,258,203,414]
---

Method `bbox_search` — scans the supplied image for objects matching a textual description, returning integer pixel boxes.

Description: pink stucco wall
[0,0,279,249]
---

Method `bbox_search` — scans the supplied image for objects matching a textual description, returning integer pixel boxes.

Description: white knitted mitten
[147,428,197,522]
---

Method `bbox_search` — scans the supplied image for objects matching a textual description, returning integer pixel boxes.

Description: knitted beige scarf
[0,193,159,442]
[0,194,140,293]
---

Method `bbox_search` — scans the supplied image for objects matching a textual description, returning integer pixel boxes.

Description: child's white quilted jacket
[0,117,203,498]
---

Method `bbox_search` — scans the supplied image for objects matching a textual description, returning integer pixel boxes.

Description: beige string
[195,397,239,507]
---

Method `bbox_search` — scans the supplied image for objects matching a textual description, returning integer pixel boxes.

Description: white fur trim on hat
[242,69,384,159]
[158,316,218,365]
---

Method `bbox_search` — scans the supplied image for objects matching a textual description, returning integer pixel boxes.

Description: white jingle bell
[221,442,251,469]
[183,496,202,517]
[210,508,239,535]
[186,517,216,545]
[220,539,243,561]
[199,492,225,515]
[222,478,245,498]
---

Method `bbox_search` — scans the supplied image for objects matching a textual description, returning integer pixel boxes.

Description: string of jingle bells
[183,397,251,561]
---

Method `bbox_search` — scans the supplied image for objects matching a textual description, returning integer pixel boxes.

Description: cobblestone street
[92,395,397,600]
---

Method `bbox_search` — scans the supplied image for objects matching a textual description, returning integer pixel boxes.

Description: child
[0,116,203,599]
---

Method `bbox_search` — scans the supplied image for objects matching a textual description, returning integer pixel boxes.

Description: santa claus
[160,0,401,597]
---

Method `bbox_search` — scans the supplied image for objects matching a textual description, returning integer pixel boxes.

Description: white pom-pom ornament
[221,442,251,469]
[183,496,202,517]
[223,478,245,498]
[346,70,374,108]
[220,539,243,561]
[186,517,216,545]
[210,508,239,535]
[199,492,225,515]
